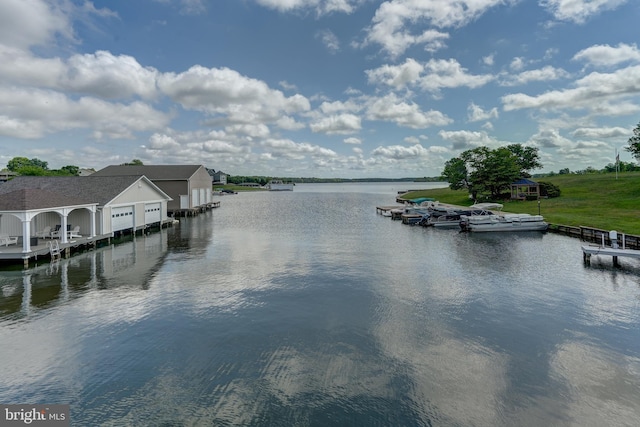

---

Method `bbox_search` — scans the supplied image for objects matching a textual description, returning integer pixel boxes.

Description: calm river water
[1,182,640,426]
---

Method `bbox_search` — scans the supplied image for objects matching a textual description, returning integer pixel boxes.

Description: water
[1,182,640,426]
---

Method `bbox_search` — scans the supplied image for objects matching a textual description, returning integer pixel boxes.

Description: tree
[60,165,80,176]
[468,147,520,199]
[441,157,469,191]
[7,157,48,172]
[506,144,541,177]
[626,121,640,161]
[121,159,144,166]
[441,144,540,200]
[16,166,47,176]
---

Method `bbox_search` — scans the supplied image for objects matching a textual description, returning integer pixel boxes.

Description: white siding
[180,195,189,209]
[191,189,199,207]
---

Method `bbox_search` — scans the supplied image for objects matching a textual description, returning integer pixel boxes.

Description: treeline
[2,157,145,176]
[226,176,445,185]
[4,157,81,176]
[535,161,640,177]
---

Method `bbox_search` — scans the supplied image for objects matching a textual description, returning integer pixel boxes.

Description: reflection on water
[1,184,640,426]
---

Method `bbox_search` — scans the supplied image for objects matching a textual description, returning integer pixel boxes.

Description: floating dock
[581,230,640,266]
[582,245,640,266]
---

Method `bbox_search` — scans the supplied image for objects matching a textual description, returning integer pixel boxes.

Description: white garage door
[144,203,161,225]
[111,206,134,232]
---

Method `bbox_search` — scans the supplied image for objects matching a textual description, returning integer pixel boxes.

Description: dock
[0,219,177,268]
[581,230,640,266]
[582,245,640,266]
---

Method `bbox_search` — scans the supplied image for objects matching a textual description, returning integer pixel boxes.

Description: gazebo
[510,178,540,200]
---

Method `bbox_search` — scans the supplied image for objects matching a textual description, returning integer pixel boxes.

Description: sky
[0,0,639,179]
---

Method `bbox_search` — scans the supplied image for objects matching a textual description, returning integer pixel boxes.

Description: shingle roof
[0,188,89,210]
[0,176,143,210]
[512,178,538,185]
[92,165,203,180]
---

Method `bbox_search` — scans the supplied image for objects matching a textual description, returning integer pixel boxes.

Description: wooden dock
[0,219,178,268]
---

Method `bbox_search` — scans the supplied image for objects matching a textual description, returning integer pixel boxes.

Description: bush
[539,181,561,198]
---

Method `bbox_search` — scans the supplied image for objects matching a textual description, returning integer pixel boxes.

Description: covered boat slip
[0,176,174,267]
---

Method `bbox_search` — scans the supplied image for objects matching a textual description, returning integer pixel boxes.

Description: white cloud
[0,86,171,139]
[202,140,247,154]
[510,57,525,71]
[541,0,628,24]
[364,0,507,57]
[404,136,420,144]
[501,65,570,86]
[344,137,362,144]
[310,114,361,134]
[502,65,640,112]
[528,129,572,148]
[573,43,640,68]
[63,51,159,99]
[0,44,65,87]
[0,48,159,100]
[158,66,310,124]
[366,93,452,129]
[147,133,181,150]
[366,58,493,93]
[420,59,494,93]
[316,29,340,53]
[225,123,271,138]
[279,80,298,91]
[482,54,495,66]
[262,138,338,159]
[467,103,498,122]
[366,58,424,89]
[255,0,362,15]
[276,116,306,130]
[0,0,74,49]
[571,127,630,139]
[371,143,431,160]
[438,129,497,150]
[318,100,362,114]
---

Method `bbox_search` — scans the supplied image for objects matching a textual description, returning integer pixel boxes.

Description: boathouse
[0,175,172,264]
[92,165,214,215]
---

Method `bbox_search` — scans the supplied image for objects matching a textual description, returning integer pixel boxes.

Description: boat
[391,200,438,219]
[426,209,495,228]
[266,180,294,191]
[469,202,503,211]
[460,213,548,232]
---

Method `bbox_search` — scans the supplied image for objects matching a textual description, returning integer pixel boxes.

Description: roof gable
[93,165,204,180]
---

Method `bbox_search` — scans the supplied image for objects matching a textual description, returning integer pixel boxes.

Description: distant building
[0,171,17,183]
[207,168,227,185]
[93,164,213,214]
[510,178,540,200]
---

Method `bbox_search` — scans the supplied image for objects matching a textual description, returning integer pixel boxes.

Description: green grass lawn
[400,172,640,235]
